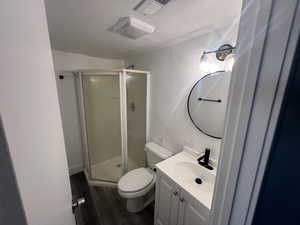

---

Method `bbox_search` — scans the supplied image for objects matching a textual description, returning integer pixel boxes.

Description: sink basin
[174,161,205,178]
[174,161,214,191]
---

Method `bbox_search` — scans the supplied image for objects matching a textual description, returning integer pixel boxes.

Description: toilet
[118,142,173,213]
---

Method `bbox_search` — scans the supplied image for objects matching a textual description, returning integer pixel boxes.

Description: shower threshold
[87,156,139,186]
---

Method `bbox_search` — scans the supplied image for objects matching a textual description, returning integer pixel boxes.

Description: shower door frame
[76,69,150,186]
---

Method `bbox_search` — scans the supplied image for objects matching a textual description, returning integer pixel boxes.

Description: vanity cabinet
[177,190,207,225]
[154,171,208,225]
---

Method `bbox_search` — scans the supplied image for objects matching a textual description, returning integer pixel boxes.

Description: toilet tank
[145,142,173,169]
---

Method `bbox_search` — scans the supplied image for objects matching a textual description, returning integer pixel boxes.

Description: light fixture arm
[202,44,236,61]
[203,46,236,55]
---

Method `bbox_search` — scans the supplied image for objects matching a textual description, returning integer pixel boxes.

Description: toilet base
[127,197,145,213]
[126,189,155,213]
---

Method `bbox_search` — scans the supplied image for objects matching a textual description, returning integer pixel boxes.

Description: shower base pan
[85,156,139,186]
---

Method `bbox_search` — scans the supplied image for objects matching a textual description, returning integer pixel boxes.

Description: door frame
[209,0,300,225]
[76,70,150,186]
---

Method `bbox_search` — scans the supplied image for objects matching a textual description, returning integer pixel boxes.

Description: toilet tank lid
[145,142,173,159]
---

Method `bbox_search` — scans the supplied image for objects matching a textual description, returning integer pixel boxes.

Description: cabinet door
[178,191,207,225]
[155,173,180,225]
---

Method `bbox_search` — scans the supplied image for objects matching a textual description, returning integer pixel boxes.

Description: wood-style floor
[70,172,99,225]
[70,172,154,225]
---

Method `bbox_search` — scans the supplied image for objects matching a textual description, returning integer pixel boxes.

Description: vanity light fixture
[200,44,236,72]
[215,44,235,61]
[202,44,236,61]
[224,54,235,72]
[199,54,222,73]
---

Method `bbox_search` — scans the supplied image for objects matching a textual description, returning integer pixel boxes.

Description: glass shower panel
[82,75,122,182]
[126,73,147,171]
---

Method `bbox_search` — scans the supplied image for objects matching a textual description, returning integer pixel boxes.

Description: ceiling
[45,0,242,59]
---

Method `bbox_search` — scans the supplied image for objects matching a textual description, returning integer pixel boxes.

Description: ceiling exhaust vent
[134,0,172,15]
[108,17,155,40]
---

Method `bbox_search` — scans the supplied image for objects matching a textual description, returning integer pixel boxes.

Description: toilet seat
[118,168,156,198]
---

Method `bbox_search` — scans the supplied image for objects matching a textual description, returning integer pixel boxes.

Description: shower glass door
[81,74,123,183]
[78,70,149,184]
[126,72,147,171]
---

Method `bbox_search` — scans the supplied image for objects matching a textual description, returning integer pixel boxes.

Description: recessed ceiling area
[45,0,242,59]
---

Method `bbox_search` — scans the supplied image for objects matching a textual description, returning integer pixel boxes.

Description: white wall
[52,50,124,174]
[0,1,75,225]
[125,27,239,160]
[55,72,84,175]
[52,49,124,71]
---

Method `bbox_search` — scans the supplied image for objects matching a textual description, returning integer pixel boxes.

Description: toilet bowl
[118,142,172,213]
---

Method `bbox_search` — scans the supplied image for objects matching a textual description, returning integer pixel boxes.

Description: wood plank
[70,172,154,225]
[91,185,154,225]
[70,172,99,225]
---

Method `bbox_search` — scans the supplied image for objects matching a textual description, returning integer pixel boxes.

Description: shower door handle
[129,101,136,112]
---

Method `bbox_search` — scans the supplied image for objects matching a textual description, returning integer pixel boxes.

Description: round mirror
[187,71,231,139]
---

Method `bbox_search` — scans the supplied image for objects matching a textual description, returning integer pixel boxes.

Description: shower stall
[75,69,149,186]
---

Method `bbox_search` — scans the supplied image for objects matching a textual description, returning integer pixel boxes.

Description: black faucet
[197,148,213,170]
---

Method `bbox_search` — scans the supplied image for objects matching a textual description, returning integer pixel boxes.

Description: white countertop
[156,150,216,210]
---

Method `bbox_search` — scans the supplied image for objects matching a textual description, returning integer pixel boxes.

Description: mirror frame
[187,70,225,139]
